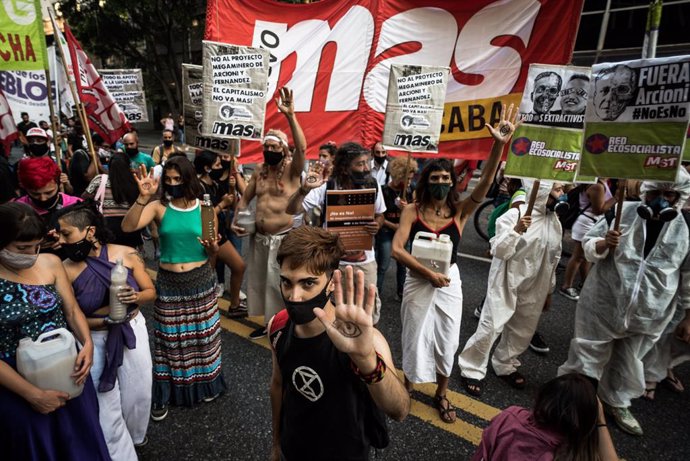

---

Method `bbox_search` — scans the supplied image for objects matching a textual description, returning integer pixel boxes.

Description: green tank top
[159,200,208,264]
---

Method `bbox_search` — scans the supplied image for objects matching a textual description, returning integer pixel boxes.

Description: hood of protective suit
[522,179,553,215]
[640,167,690,210]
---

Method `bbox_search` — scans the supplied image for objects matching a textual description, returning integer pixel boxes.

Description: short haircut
[0,202,46,248]
[162,129,174,136]
[277,226,345,275]
[595,64,637,89]
[568,73,590,84]
[21,112,28,117]
[56,201,114,244]
[17,156,61,190]
[388,156,418,182]
[534,71,562,89]
[319,144,337,156]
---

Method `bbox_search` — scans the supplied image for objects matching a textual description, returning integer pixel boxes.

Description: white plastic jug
[16,328,84,399]
[235,209,256,235]
[411,231,453,275]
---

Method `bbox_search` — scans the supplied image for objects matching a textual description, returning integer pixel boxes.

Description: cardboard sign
[99,69,149,123]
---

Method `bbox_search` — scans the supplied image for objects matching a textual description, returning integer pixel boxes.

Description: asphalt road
[133,219,690,461]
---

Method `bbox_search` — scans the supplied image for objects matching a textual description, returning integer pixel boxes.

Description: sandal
[223,304,248,319]
[433,394,456,424]
[498,371,526,390]
[461,377,484,397]
[660,373,684,393]
[642,382,656,401]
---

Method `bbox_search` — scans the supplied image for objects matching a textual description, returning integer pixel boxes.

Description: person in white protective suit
[558,169,690,436]
[458,181,564,397]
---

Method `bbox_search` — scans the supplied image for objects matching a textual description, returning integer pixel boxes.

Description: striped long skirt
[152,263,227,407]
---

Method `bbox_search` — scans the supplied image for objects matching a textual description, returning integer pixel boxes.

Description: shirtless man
[232,87,306,339]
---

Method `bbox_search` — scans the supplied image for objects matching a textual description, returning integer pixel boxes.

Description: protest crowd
[2,2,690,461]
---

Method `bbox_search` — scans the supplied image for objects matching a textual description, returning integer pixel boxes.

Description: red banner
[0,88,18,156]
[206,0,583,163]
[64,25,131,145]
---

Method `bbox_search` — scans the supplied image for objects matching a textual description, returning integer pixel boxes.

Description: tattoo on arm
[333,319,362,338]
[129,251,145,265]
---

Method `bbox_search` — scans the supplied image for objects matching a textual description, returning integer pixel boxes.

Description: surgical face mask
[209,168,224,181]
[125,147,139,157]
[263,149,283,166]
[373,156,386,165]
[281,281,331,325]
[637,196,678,222]
[429,183,451,200]
[350,170,370,186]
[163,140,174,147]
[164,183,185,199]
[0,247,39,270]
[547,194,570,216]
[30,192,60,210]
[28,143,49,157]
[61,237,94,262]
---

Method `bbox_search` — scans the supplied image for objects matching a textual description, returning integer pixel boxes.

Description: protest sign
[505,64,591,182]
[579,56,690,182]
[0,69,53,124]
[0,0,48,71]
[382,64,449,152]
[99,69,148,123]
[325,189,376,251]
[206,0,583,163]
[201,41,269,141]
[182,64,238,155]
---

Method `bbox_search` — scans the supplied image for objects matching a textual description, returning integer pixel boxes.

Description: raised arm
[286,163,325,215]
[121,165,161,232]
[459,104,520,222]
[275,87,306,177]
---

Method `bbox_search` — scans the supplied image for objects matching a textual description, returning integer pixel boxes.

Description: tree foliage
[58,0,205,117]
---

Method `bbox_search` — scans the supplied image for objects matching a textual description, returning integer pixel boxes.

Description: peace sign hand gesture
[314,266,376,362]
[486,103,522,144]
[132,164,159,199]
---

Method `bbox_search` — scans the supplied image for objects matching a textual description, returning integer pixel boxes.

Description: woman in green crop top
[122,156,227,421]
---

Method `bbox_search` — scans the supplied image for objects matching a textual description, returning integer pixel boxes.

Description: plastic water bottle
[109,258,128,321]
[201,194,216,241]
[16,328,84,399]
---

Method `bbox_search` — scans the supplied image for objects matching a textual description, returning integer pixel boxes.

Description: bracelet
[350,352,387,385]
[470,194,483,204]
[596,423,607,428]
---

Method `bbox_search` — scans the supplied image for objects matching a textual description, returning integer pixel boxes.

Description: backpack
[268,310,390,450]
[560,184,589,230]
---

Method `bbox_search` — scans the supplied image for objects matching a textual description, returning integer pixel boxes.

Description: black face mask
[221,160,233,170]
[28,143,49,157]
[164,184,185,199]
[125,147,139,157]
[209,169,224,181]
[163,140,174,147]
[61,237,94,262]
[30,192,60,210]
[263,149,284,166]
[281,281,331,325]
[350,170,370,187]
[373,156,386,165]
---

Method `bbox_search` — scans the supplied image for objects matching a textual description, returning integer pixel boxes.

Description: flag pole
[43,62,63,172]
[48,8,99,169]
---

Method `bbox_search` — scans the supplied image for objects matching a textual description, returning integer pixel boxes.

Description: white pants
[458,288,546,380]
[91,312,152,461]
[401,265,462,383]
[247,232,286,320]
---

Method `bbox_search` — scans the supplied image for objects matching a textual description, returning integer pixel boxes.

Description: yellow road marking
[146,268,496,446]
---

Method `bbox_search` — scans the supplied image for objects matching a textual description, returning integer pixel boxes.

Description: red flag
[0,89,18,157]
[63,24,131,144]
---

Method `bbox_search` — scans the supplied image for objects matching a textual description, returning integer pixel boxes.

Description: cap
[26,127,48,140]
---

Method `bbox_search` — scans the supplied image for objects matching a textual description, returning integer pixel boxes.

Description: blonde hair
[388,156,418,182]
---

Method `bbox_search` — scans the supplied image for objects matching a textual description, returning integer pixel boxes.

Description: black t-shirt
[16,121,37,136]
[69,149,91,196]
[379,184,413,236]
[274,318,374,461]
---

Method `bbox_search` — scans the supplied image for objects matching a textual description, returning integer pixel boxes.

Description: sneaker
[150,404,168,422]
[202,393,220,403]
[559,287,580,301]
[249,326,266,340]
[215,283,225,298]
[223,301,248,319]
[133,436,149,448]
[604,404,643,436]
[239,290,247,301]
[529,332,550,354]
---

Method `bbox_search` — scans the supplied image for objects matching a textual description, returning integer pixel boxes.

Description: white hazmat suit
[458,181,562,380]
[558,169,690,409]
